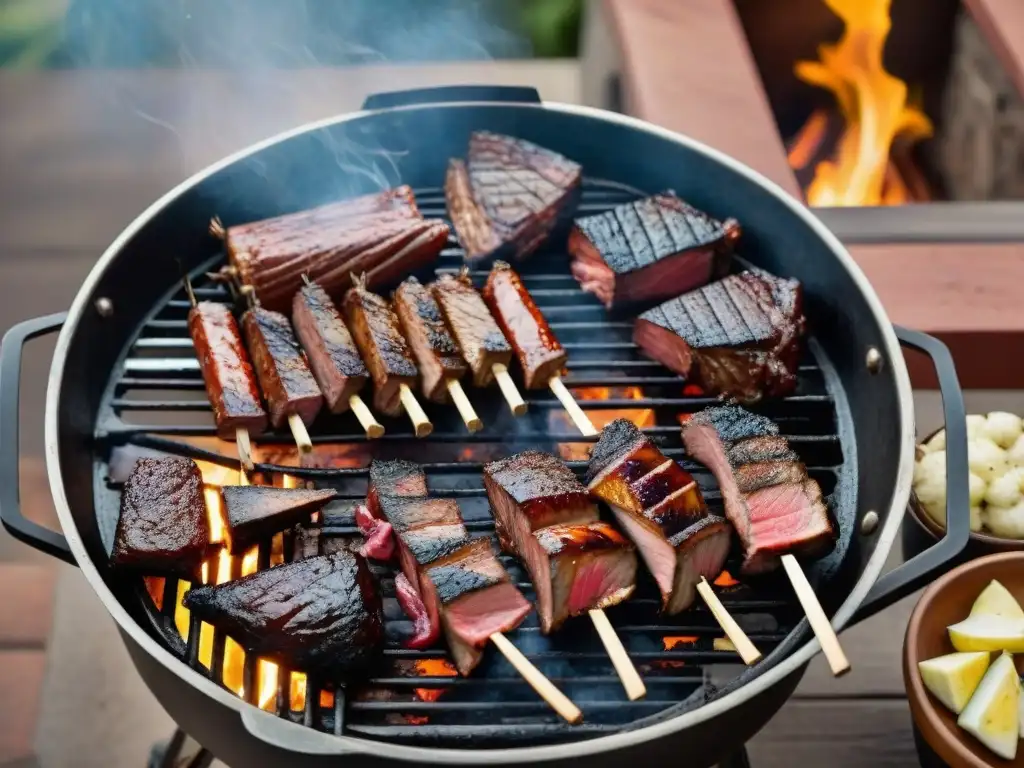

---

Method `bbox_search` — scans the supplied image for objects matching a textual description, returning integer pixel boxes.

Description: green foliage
[519,0,583,58]
[0,0,67,67]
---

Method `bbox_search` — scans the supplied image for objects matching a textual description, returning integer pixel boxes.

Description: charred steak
[218,485,337,555]
[393,276,468,403]
[431,271,513,387]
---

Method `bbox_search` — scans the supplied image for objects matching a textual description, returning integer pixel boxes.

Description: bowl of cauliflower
[908,412,1024,559]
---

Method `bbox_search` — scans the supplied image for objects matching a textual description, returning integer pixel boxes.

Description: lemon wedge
[958,652,1019,760]
[918,652,991,714]
[948,614,1024,652]
[971,580,1024,620]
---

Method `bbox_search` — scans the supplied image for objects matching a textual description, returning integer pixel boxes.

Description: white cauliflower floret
[985,467,1024,508]
[971,506,984,533]
[1008,435,1024,467]
[967,415,988,441]
[914,450,945,486]
[924,429,946,453]
[984,412,1024,449]
[983,501,1024,539]
[969,472,987,507]
[915,452,946,524]
[968,438,1008,482]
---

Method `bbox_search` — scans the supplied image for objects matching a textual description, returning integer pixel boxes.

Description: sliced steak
[446,132,582,264]
[219,485,337,555]
[431,271,512,386]
[633,270,805,403]
[224,187,449,311]
[342,277,418,416]
[189,302,268,439]
[569,192,738,309]
[393,276,467,403]
[587,419,731,613]
[111,458,210,578]
[354,503,395,562]
[242,307,323,428]
[291,279,368,414]
[681,405,835,574]
[366,458,428,518]
[483,261,567,390]
[183,551,384,682]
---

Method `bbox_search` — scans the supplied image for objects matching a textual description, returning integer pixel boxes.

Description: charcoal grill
[0,85,970,768]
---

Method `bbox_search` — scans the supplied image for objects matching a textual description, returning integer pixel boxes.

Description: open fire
[787,0,934,206]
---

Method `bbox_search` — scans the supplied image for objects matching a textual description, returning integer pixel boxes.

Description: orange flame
[791,0,932,206]
[714,570,740,587]
[663,635,699,651]
[412,658,458,702]
[557,386,654,460]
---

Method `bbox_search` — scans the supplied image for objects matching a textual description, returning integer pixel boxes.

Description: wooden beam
[605,0,802,198]
[963,0,1024,99]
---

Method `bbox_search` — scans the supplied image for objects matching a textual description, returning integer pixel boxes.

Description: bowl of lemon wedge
[905,552,1024,766]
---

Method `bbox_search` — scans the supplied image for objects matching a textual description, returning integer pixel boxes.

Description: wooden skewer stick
[488,632,582,724]
[287,413,313,454]
[399,383,433,438]
[235,427,255,472]
[781,554,850,676]
[548,376,598,437]
[447,379,483,433]
[492,363,527,416]
[696,578,762,665]
[588,608,646,700]
[348,395,385,439]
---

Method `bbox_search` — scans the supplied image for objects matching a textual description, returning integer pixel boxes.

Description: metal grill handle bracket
[853,326,969,621]
[362,85,542,111]
[239,706,367,756]
[0,313,75,566]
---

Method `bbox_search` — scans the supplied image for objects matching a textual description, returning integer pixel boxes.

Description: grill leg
[717,745,752,768]
[148,729,214,768]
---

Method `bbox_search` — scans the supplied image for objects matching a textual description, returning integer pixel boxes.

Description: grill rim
[41,99,916,763]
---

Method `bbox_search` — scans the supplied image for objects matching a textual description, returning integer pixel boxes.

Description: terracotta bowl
[904,551,1024,767]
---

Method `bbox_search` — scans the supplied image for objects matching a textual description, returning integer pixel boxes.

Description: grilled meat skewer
[393,277,482,433]
[218,485,337,555]
[681,405,848,675]
[185,290,266,470]
[343,274,432,437]
[242,304,323,452]
[431,270,526,416]
[111,458,211,579]
[184,550,384,682]
[292,277,384,439]
[482,261,593,435]
[483,450,646,700]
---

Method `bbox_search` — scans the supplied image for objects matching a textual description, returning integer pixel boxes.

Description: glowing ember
[714,570,740,587]
[663,635,699,650]
[412,658,458,702]
[790,0,933,206]
[144,576,165,610]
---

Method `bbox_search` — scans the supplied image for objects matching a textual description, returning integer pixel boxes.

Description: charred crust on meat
[585,419,646,485]
[688,405,779,442]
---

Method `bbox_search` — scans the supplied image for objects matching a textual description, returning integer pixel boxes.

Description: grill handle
[853,326,969,622]
[239,704,368,756]
[362,85,542,111]
[0,313,75,566]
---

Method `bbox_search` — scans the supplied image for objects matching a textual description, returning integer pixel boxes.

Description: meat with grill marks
[446,132,582,264]
[342,276,418,416]
[431,271,512,387]
[569,192,739,309]
[223,187,450,312]
[291,279,368,414]
[111,458,211,579]
[242,307,323,429]
[483,261,567,390]
[393,276,467,403]
[183,550,384,682]
[188,302,267,439]
[218,485,337,555]
[484,450,637,633]
[633,269,805,404]
[586,420,732,614]
[681,405,835,574]
[376,482,532,674]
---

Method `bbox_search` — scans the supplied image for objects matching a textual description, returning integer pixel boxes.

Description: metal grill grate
[93,178,844,748]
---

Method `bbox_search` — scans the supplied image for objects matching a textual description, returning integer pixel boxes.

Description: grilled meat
[111,458,210,578]
[393,277,467,403]
[445,132,582,264]
[633,269,805,403]
[430,271,512,387]
[219,486,336,555]
[242,307,323,429]
[367,459,428,518]
[223,187,449,311]
[188,302,267,439]
[342,277,418,417]
[395,571,433,649]
[681,405,835,574]
[569,192,738,309]
[183,551,384,681]
[291,279,368,414]
[587,420,731,614]
[483,261,567,390]
[355,503,395,562]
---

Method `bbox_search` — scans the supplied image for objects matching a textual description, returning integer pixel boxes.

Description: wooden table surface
[0,65,926,767]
